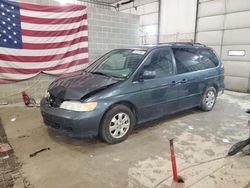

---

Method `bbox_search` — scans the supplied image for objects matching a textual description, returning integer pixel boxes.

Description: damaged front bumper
[40,98,103,138]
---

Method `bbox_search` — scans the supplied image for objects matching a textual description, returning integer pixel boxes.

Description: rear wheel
[99,105,135,144]
[200,87,217,111]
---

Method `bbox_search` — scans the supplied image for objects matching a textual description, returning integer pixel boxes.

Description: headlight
[45,90,50,99]
[60,101,97,112]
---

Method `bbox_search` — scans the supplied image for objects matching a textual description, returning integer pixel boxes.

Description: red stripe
[51,69,83,76]
[0,58,89,74]
[22,25,88,37]
[0,78,21,84]
[0,70,84,84]
[23,37,88,49]
[20,3,86,12]
[0,48,88,62]
[21,14,87,25]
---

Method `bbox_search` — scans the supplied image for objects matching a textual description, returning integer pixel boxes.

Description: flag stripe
[43,64,88,74]
[0,65,87,80]
[0,41,88,56]
[21,9,85,19]
[21,14,87,25]
[0,73,39,80]
[0,58,88,73]
[0,47,88,62]
[20,3,86,12]
[1,53,88,68]
[22,30,87,43]
[21,20,87,31]
[22,25,88,37]
[0,1,88,83]
[23,37,88,49]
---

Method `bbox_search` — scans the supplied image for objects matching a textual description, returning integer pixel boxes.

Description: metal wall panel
[140,12,158,26]
[119,0,159,45]
[224,61,250,78]
[224,76,249,92]
[198,0,225,17]
[196,0,250,92]
[223,28,250,45]
[197,15,224,31]
[227,0,250,13]
[225,11,250,29]
[196,31,223,45]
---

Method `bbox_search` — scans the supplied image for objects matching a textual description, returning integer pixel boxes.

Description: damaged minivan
[40,43,224,144]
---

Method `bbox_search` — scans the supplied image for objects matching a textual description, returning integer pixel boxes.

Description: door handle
[180,79,187,83]
[171,80,177,85]
[171,79,187,85]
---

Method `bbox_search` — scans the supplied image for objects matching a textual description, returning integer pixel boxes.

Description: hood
[48,71,119,100]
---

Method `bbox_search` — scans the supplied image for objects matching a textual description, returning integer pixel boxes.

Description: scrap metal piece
[29,147,50,157]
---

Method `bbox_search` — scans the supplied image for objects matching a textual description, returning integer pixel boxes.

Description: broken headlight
[60,101,97,112]
[45,90,50,99]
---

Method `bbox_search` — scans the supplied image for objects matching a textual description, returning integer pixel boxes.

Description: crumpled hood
[48,71,118,100]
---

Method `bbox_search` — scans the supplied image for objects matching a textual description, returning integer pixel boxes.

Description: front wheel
[200,87,217,111]
[99,105,135,144]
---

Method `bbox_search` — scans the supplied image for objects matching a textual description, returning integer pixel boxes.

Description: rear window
[172,48,219,74]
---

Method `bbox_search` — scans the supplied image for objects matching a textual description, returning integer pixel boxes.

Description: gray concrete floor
[0,91,250,188]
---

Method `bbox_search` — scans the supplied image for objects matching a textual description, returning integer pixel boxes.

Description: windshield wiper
[91,72,125,79]
[91,71,112,77]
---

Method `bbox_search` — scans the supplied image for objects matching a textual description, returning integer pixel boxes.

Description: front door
[134,47,180,122]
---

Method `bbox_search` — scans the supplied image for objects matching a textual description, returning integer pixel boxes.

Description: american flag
[0,0,88,84]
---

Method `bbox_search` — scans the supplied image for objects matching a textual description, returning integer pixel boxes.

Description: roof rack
[158,42,206,47]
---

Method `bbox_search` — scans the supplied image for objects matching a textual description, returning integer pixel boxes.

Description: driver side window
[144,48,174,78]
[101,53,126,70]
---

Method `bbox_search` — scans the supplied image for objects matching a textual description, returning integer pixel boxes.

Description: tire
[99,105,135,144]
[200,87,217,111]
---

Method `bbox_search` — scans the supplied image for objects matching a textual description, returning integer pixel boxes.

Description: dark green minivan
[41,43,224,144]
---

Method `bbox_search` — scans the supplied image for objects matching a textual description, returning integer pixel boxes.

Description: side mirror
[140,66,156,80]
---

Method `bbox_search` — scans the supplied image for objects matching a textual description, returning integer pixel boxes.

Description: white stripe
[44,63,88,75]
[0,42,88,56]
[0,62,88,80]
[22,30,88,44]
[0,72,39,80]
[1,53,88,68]
[21,19,87,31]
[20,9,86,19]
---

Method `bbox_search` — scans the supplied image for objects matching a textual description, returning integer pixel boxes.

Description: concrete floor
[0,91,250,188]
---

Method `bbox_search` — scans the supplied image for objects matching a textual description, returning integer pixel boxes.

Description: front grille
[43,116,73,134]
[47,95,62,107]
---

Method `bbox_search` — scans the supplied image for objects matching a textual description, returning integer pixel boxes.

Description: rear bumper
[40,98,103,138]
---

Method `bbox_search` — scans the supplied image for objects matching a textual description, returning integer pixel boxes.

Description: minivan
[40,43,224,144]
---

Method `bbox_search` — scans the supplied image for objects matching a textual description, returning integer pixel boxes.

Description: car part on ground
[29,148,50,158]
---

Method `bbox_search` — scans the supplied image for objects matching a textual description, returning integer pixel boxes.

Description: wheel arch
[202,83,219,96]
[99,100,138,130]
[106,101,137,121]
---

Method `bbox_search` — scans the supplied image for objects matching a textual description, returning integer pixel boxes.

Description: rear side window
[199,49,219,68]
[172,48,219,74]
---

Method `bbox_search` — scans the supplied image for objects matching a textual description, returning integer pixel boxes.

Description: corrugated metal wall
[119,0,198,44]
[160,0,197,43]
[196,0,250,93]
[119,0,159,45]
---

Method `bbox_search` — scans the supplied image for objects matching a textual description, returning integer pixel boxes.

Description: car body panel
[48,71,119,101]
[40,44,225,138]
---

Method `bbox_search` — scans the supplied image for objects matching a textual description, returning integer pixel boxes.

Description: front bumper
[40,98,103,138]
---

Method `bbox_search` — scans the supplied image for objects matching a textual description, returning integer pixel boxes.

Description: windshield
[86,49,146,78]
